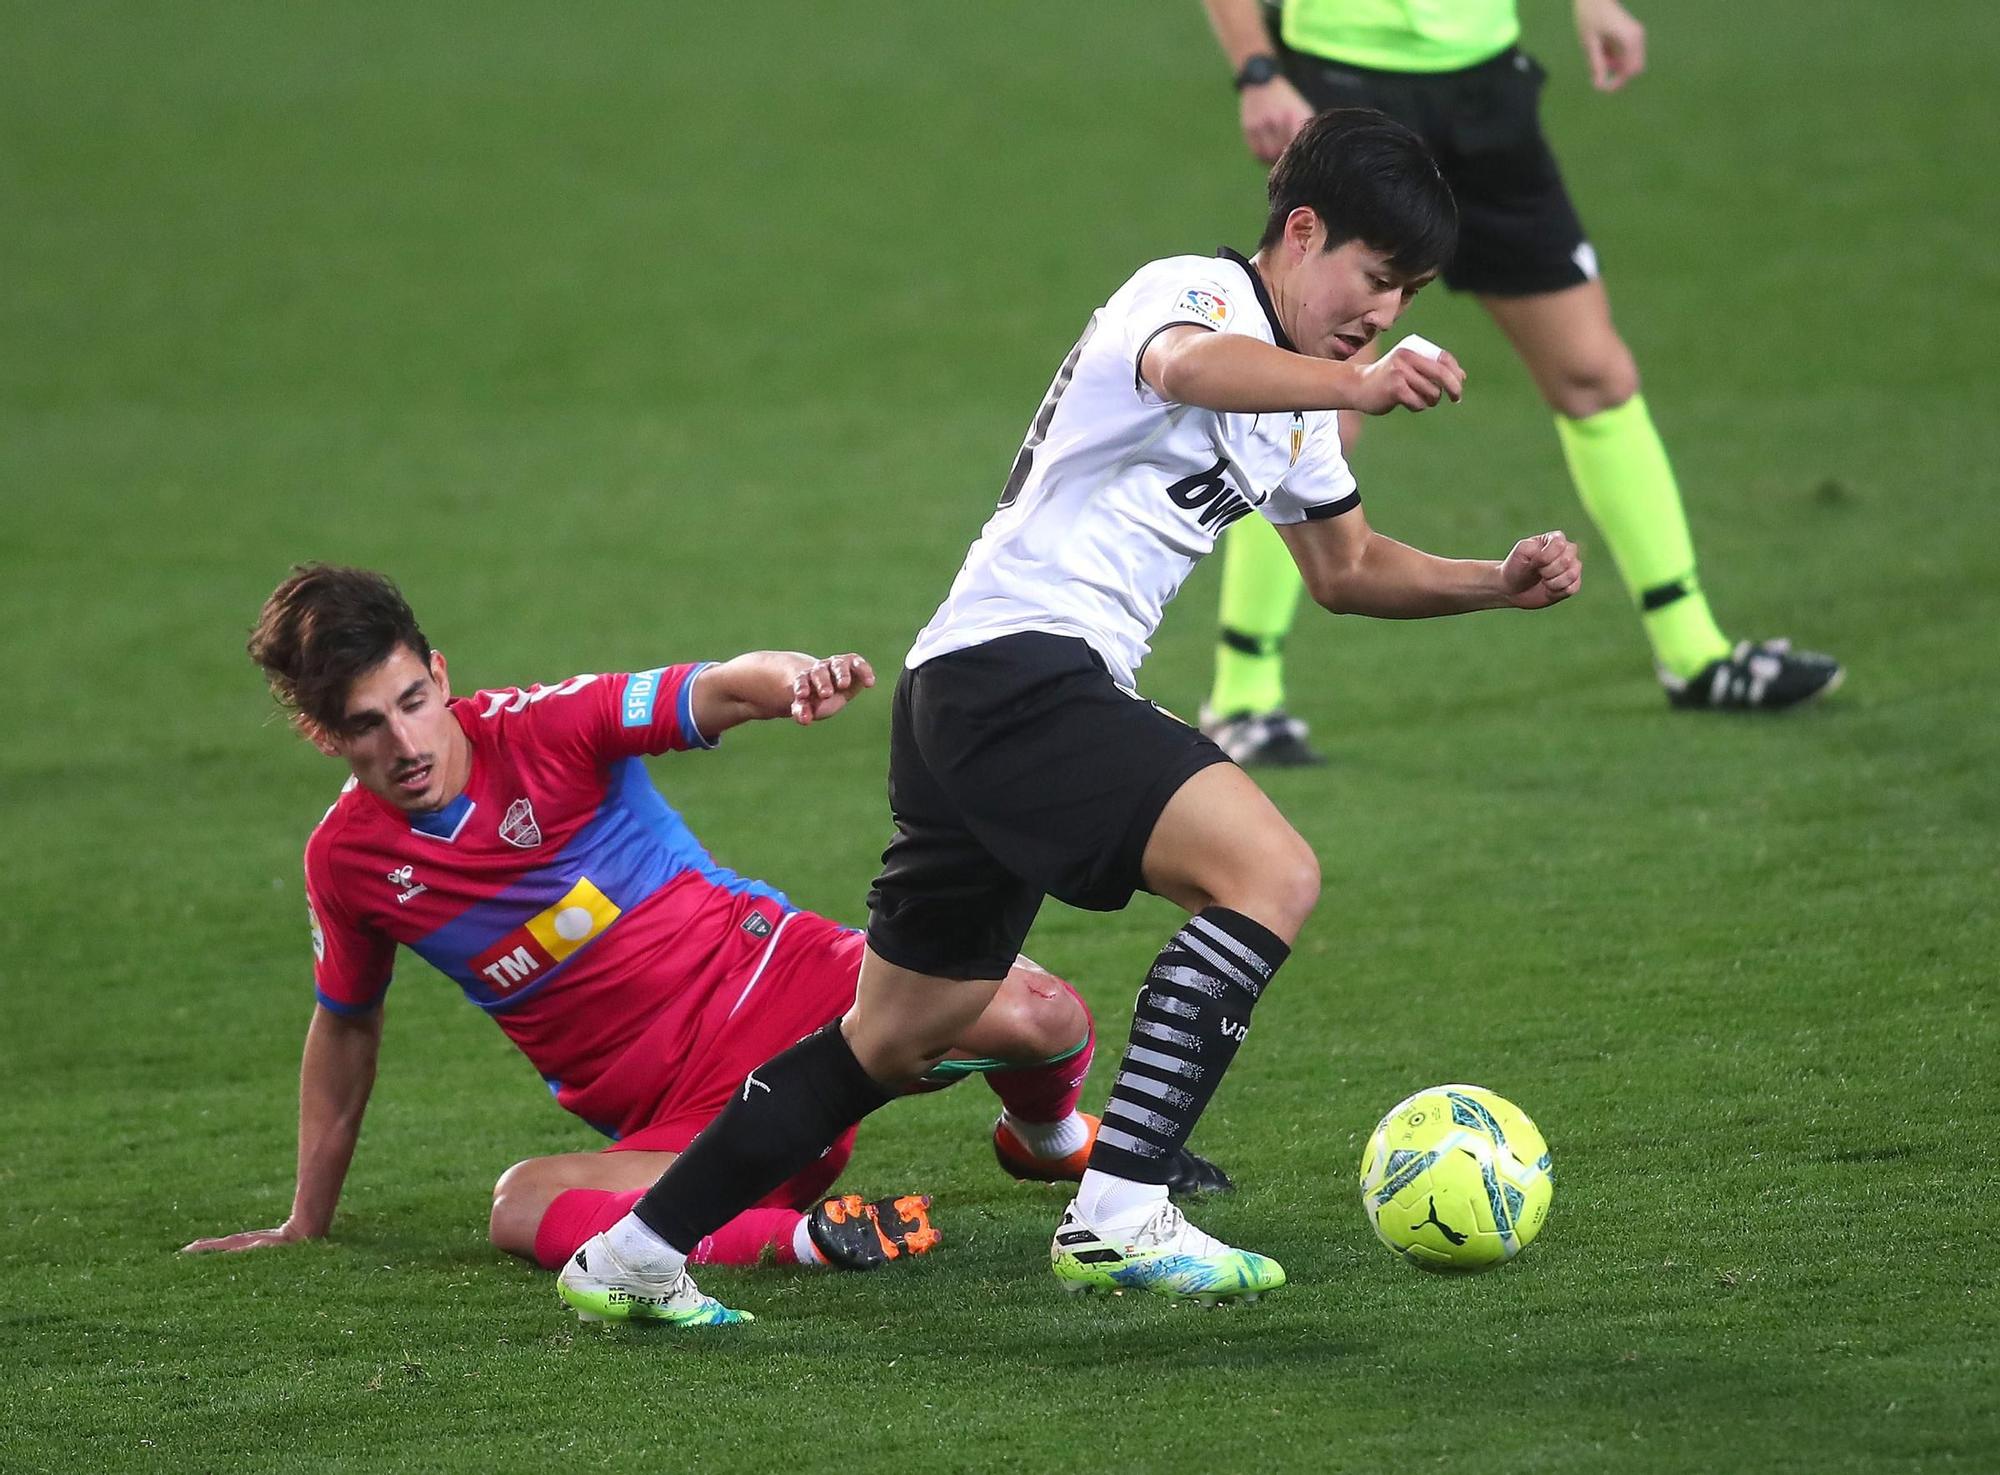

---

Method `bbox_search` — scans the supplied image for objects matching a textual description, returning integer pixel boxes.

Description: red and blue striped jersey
[302,663,796,1104]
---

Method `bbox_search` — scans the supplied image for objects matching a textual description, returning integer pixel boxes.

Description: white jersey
[906,249,1360,688]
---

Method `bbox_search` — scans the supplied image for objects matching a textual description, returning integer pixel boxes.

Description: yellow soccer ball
[1358,1084,1553,1272]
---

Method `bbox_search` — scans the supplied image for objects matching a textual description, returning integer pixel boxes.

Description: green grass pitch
[3,2,1996,1470]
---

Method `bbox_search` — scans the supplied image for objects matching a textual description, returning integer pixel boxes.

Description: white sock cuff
[1002,1108,1091,1159]
[604,1211,686,1276]
[1076,1167,1168,1230]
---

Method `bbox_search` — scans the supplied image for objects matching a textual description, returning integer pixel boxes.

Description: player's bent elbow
[1150,335,1215,405]
[1305,570,1364,616]
[1153,357,1194,405]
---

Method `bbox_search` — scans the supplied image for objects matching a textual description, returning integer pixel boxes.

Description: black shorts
[864,633,1232,981]
[1281,45,1593,298]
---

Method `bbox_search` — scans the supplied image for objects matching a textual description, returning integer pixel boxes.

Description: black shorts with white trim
[864,633,1232,982]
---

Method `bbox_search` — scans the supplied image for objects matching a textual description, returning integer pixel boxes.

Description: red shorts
[596,910,864,1209]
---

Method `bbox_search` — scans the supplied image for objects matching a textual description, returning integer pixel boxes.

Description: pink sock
[986,990,1095,1124]
[535,1191,814,1270]
[533,1188,644,1270]
[688,1207,811,1267]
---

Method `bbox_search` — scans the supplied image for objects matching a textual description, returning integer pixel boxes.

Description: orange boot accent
[993,1112,1100,1183]
[882,1194,941,1255]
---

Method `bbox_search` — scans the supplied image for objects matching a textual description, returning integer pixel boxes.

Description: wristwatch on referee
[1233,53,1282,90]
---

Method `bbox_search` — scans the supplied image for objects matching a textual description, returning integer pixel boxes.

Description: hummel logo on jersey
[1163,458,1256,533]
[386,865,427,904]
[499,797,542,849]
[1219,1017,1249,1042]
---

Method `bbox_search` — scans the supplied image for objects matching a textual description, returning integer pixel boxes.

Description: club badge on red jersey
[500,797,543,849]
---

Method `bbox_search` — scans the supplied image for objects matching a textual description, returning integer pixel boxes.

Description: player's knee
[1199,830,1319,940]
[488,1158,545,1252]
[1224,831,1320,935]
[1259,839,1322,936]
[1004,973,1089,1059]
[1544,343,1640,419]
[1037,974,1090,1053]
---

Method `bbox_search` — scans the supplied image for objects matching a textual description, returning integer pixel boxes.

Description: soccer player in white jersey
[557,109,1581,1324]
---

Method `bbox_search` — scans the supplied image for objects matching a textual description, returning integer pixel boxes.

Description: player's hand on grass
[1350,348,1465,414]
[1239,75,1315,163]
[788,653,875,725]
[180,1221,317,1255]
[1575,0,1646,91]
[1498,531,1583,609]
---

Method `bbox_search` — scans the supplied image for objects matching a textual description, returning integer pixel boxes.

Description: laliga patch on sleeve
[622,667,665,727]
[1178,286,1232,329]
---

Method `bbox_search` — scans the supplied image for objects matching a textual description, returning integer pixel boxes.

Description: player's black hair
[249,563,433,737]
[1259,108,1457,275]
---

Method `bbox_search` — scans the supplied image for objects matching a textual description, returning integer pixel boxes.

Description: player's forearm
[693,650,874,733]
[286,1006,381,1236]
[694,651,813,732]
[1203,0,1276,69]
[1309,533,1512,618]
[1152,331,1364,414]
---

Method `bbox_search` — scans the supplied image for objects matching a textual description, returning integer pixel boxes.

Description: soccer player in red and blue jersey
[185,566,1222,1287]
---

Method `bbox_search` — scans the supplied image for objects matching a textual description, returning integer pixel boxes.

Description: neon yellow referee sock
[1208,514,1307,717]
[1555,395,1731,680]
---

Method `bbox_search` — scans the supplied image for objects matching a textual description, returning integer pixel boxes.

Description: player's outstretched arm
[1278,509,1583,618]
[690,651,876,734]
[1142,324,1464,416]
[180,1003,383,1254]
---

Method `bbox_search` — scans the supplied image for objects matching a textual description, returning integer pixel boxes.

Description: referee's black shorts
[1282,45,1594,298]
[864,633,1232,982]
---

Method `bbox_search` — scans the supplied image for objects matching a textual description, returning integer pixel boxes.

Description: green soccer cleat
[1050,1198,1285,1305]
[556,1234,752,1327]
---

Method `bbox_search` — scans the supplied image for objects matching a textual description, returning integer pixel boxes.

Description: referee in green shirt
[1199,0,1841,760]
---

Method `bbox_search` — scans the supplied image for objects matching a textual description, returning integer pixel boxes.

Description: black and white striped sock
[1086,906,1289,1186]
